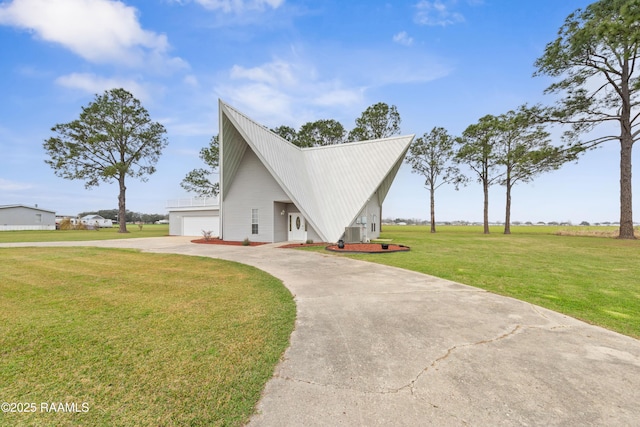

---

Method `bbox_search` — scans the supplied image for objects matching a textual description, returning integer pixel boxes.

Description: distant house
[0,204,56,231]
[80,215,113,228]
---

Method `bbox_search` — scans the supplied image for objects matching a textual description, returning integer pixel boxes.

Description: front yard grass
[309,225,640,339]
[0,247,295,426]
[0,224,169,243]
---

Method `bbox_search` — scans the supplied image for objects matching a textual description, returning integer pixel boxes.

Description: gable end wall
[223,148,289,242]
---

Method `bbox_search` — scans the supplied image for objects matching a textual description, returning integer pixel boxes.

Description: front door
[288,213,307,241]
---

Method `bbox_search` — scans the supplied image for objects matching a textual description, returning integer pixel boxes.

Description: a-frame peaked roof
[219,100,414,242]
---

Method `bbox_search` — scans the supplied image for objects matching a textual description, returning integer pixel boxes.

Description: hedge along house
[219,101,414,243]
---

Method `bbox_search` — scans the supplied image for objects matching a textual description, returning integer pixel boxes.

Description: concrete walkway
[3,237,640,426]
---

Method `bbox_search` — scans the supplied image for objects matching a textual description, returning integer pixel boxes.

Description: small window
[251,209,258,234]
[371,215,377,232]
[35,213,42,224]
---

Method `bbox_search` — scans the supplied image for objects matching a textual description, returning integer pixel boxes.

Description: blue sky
[1,0,635,223]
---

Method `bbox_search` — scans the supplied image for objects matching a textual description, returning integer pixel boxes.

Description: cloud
[217,57,366,125]
[313,88,365,108]
[393,31,414,46]
[216,44,452,126]
[55,73,151,101]
[187,0,284,13]
[0,178,33,191]
[183,75,199,87]
[414,0,465,26]
[0,0,184,69]
[230,60,297,86]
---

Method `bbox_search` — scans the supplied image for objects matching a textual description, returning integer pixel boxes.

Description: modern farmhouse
[217,101,413,243]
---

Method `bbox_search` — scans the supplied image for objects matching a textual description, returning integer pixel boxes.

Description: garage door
[182,216,219,237]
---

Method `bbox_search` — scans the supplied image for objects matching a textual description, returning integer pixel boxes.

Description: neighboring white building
[79,215,113,228]
[0,204,56,231]
[218,101,414,243]
[167,198,219,237]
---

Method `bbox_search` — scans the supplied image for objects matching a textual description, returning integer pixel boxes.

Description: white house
[80,215,113,228]
[0,204,56,231]
[218,101,414,243]
[169,102,413,242]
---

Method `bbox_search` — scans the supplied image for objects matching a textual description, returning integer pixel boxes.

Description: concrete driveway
[3,237,640,426]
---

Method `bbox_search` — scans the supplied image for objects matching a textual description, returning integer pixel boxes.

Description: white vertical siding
[223,148,289,242]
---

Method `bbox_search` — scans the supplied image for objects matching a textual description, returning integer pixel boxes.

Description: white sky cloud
[55,73,151,102]
[393,31,414,46]
[414,0,465,26]
[0,178,33,191]
[192,0,284,13]
[217,47,452,126]
[230,60,298,86]
[183,75,199,87]
[0,0,182,68]
[219,58,365,126]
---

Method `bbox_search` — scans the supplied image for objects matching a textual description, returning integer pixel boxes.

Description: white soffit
[219,100,414,242]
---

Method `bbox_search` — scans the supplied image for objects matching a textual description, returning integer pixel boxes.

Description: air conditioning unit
[344,226,361,243]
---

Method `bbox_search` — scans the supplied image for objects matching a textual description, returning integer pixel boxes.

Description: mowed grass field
[0,224,169,242]
[0,247,295,426]
[315,225,640,339]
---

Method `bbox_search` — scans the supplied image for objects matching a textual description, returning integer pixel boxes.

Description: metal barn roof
[219,100,414,242]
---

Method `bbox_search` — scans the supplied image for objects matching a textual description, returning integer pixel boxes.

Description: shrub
[242,238,250,246]
[202,230,213,241]
[59,219,87,231]
[58,218,72,230]
[305,239,314,244]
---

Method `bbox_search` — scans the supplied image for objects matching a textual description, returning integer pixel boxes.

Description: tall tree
[271,125,297,143]
[181,135,219,197]
[296,119,346,147]
[406,127,462,233]
[495,106,579,234]
[456,115,503,234]
[44,88,168,233]
[534,0,640,239]
[348,102,401,141]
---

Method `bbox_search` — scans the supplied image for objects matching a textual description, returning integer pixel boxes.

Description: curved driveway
[3,237,640,426]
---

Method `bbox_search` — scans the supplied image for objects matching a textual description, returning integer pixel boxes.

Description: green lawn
[0,247,295,426]
[310,225,640,339]
[0,224,169,242]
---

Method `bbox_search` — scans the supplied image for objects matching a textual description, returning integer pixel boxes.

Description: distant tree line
[383,218,617,227]
[77,209,167,224]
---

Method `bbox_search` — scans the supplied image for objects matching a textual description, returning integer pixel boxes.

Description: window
[35,214,42,224]
[251,209,258,234]
[371,215,377,232]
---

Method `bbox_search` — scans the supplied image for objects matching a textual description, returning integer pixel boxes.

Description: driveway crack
[402,325,523,394]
